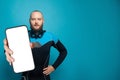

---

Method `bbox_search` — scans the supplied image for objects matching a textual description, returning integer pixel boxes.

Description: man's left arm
[52,40,67,69]
[43,40,67,75]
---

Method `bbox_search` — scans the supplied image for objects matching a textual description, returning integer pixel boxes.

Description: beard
[30,23,43,32]
[30,22,45,38]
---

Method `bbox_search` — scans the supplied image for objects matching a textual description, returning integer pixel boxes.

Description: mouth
[34,25,40,28]
[34,24,39,26]
[34,23,40,26]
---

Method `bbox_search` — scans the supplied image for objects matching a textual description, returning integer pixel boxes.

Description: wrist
[49,65,55,71]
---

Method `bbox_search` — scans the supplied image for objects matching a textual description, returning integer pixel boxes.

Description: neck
[30,29,45,38]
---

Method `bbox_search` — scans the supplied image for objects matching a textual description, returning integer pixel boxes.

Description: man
[4,10,67,80]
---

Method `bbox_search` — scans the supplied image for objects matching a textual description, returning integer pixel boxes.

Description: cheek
[30,21,35,25]
[39,21,43,25]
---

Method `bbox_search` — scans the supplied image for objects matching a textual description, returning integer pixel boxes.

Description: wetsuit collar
[30,29,46,38]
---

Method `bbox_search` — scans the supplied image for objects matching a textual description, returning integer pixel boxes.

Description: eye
[38,18,42,20]
[31,18,35,20]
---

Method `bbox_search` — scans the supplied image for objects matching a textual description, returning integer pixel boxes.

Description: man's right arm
[3,38,34,65]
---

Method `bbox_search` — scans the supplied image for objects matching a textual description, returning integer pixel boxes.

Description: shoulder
[44,31,55,36]
[44,31,59,44]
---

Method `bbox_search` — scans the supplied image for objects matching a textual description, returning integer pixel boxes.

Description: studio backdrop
[0,0,120,80]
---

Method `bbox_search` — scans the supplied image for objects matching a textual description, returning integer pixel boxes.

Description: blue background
[0,0,120,80]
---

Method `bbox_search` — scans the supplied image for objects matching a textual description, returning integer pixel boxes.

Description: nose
[35,19,38,23]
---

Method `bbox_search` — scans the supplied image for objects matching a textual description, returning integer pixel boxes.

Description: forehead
[31,12,43,18]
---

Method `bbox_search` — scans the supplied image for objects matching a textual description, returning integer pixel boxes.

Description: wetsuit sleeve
[52,40,67,69]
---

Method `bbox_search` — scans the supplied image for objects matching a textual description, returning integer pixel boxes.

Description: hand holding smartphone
[6,26,35,73]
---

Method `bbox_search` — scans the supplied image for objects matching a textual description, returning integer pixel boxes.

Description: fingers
[5,49,14,64]
[5,52,14,63]
[3,38,14,64]
[43,68,50,75]
[4,39,10,52]
[3,39,8,45]
[43,68,47,71]
[43,65,55,75]
[4,46,13,55]
[30,43,34,48]
[4,39,9,51]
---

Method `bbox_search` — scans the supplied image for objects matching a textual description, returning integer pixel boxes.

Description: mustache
[34,23,40,26]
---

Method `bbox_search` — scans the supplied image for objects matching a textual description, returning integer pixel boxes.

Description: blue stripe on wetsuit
[29,32,58,46]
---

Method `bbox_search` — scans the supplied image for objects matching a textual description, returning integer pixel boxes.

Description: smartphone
[6,25,35,73]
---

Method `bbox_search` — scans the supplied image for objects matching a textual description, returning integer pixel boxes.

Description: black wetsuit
[21,29,67,80]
